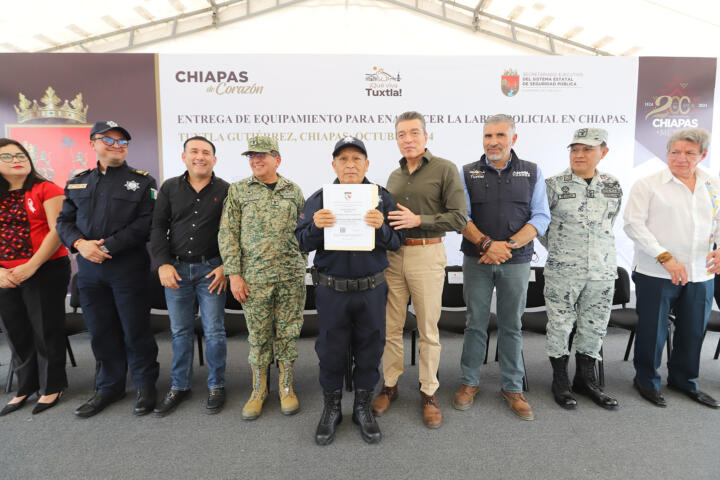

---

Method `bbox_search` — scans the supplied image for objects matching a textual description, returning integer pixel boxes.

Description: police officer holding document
[296,136,404,446]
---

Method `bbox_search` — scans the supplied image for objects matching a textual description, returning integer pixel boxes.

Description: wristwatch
[100,246,110,254]
[507,240,520,249]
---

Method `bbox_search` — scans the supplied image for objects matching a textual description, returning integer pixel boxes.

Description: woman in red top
[0,138,70,415]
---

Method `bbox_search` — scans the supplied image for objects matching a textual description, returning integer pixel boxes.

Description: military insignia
[150,188,158,199]
[587,190,595,198]
[106,120,118,127]
[602,188,621,198]
[563,175,572,182]
[558,185,576,199]
[342,136,355,143]
[67,183,87,189]
[576,128,588,137]
[125,180,140,192]
[469,169,484,179]
[133,169,149,176]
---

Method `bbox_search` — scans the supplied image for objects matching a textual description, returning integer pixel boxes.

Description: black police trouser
[0,257,71,397]
[314,283,388,391]
[77,252,159,395]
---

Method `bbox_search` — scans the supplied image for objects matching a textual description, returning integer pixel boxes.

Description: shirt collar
[248,173,285,187]
[399,149,432,168]
[481,149,517,172]
[332,177,371,185]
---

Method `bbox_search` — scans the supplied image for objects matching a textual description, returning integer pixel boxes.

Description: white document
[323,183,378,251]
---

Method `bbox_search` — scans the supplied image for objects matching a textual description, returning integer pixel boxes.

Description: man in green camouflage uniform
[541,128,621,411]
[218,135,306,420]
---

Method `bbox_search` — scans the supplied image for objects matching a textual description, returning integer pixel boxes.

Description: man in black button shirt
[150,136,229,416]
[296,136,404,445]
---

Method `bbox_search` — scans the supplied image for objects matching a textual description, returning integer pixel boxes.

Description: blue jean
[165,257,227,390]
[460,257,529,392]
[632,271,712,392]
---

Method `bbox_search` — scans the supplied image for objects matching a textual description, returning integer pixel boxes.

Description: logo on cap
[107,121,118,128]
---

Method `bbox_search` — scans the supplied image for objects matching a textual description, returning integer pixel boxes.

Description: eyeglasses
[94,136,129,148]
[668,150,700,160]
[0,153,29,163]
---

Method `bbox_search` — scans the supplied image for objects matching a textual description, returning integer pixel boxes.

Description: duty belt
[313,269,385,292]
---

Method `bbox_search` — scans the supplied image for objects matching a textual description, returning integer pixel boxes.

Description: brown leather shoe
[421,392,442,429]
[371,384,398,416]
[501,389,534,421]
[453,384,480,411]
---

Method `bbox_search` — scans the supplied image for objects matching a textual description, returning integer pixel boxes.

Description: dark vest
[461,151,537,264]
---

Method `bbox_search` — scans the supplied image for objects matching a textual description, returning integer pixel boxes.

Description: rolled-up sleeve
[528,167,551,236]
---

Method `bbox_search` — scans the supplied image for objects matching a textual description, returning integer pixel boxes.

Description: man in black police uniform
[57,121,159,417]
[296,136,404,446]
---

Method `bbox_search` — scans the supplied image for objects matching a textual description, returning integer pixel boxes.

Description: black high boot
[549,355,577,410]
[315,390,343,446]
[352,389,382,444]
[573,352,619,410]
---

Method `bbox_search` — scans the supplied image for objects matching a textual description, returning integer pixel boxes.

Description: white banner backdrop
[156,54,661,269]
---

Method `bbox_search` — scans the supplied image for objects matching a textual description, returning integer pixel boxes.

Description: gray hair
[485,114,516,137]
[666,128,710,154]
[395,111,426,133]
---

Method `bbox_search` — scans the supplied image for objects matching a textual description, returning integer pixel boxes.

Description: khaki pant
[382,242,446,395]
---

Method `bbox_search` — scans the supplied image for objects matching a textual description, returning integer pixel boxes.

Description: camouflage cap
[568,128,608,147]
[242,135,279,155]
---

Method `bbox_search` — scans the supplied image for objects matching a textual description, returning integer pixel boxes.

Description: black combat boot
[315,390,343,446]
[352,389,382,444]
[549,355,577,410]
[573,352,619,410]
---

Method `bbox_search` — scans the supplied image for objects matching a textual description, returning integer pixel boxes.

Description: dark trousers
[315,283,387,391]
[77,252,159,396]
[632,271,712,391]
[0,257,71,396]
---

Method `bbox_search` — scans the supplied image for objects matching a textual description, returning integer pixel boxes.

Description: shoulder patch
[70,169,91,179]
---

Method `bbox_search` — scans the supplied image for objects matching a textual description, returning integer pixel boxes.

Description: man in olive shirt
[372,111,467,428]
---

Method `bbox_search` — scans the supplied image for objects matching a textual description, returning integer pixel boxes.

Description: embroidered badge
[558,185,576,199]
[469,169,484,179]
[67,184,87,189]
[125,180,140,192]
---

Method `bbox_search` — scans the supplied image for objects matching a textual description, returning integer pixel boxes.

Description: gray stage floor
[0,328,719,480]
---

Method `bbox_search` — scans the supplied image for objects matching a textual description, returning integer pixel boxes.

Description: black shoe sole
[352,414,381,444]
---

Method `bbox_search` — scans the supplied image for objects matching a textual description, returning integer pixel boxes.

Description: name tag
[68,184,87,189]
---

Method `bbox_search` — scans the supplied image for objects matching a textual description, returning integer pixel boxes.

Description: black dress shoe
[0,395,29,416]
[32,391,63,415]
[206,387,225,414]
[134,386,157,416]
[667,384,720,409]
[153,389,191,417]
[75,392,126,418]
[633,379,666,407]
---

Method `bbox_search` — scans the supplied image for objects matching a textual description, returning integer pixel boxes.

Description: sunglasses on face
[94,136,129,148]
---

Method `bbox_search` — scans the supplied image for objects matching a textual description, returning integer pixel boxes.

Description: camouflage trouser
[544,277,614,360]
[243,276,305,367]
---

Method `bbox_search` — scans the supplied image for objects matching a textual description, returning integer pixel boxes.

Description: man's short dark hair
[183,136,216,155]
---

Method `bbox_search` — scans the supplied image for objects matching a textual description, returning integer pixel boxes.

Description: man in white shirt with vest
[624,127,720,409]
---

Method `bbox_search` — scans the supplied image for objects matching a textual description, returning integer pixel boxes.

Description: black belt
[175,254,217,263]
[313,270,385,292]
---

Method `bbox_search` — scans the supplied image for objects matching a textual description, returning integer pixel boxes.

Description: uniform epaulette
[70,169,91,179]
[132,169,149,176]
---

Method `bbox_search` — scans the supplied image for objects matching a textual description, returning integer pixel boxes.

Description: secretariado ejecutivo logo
[364,66,402,97]
[174,70,264,95]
